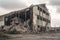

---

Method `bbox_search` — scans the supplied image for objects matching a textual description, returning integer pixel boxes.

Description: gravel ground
[5,33,60,40]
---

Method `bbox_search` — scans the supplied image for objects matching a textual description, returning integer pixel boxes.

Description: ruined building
[1,4,51,33]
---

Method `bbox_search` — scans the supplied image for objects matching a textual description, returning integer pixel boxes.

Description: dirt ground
[5,33,60,40]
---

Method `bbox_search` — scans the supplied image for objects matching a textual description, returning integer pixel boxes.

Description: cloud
[0,0,50,10]
[49,0,60,13]
[50,0,60,6]
[56,6,60,13]
[37,0,49,5]
[0,0,27,10]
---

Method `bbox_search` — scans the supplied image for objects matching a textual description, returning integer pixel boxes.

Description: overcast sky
[0,0,60,27]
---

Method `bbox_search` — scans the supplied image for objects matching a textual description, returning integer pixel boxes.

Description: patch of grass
[0,33,10,40]
[7,34,23,39]
[0,34,9,38]
[0,34,23,40]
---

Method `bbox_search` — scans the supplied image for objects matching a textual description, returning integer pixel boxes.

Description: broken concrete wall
[3,8,33,33]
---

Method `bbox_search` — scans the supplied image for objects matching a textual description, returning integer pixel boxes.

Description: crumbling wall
[3,9,33,33]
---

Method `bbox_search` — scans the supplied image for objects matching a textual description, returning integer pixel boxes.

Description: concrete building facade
[0,15,4,27]
[32,4,51,32]
[0,4,51,33]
